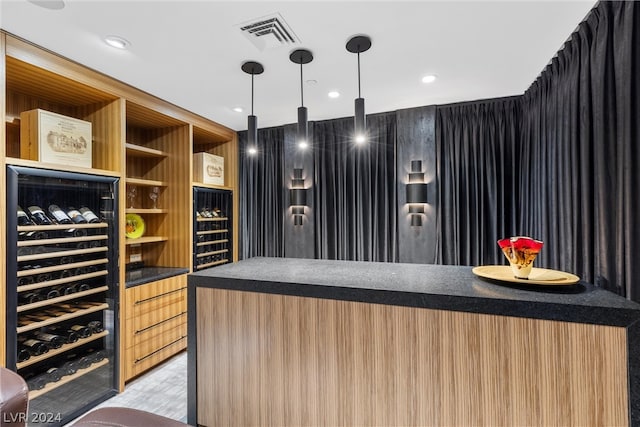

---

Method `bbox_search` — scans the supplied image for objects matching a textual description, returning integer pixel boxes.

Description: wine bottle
[66,207,88,224]
[78,283,91,292]
[54,283,78,295]
[17,247,34,256]
[64,228,87,238]
[21,338,49,356]
[18,205,35,226]
[48,204,73,224]
[41,288,60,299]
[19,292,44,305]
[68,324,92,338]
[26,375,48,391]
[76,241,90,250]
[34,332,65,349]
[87,320,104,333]
[27,206,53,225]
[60,360,79,376]
[17,276,35,287]
[78,355,92,369]
[36,273,52,283]
[45,367,62,382]
[79,207,100,223]
[17,347,31,362]
[43,325,79,344]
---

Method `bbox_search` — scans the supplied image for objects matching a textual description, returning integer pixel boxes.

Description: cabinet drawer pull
[134,336,186,363]
[134,311,187,334]
[134,287,186,305]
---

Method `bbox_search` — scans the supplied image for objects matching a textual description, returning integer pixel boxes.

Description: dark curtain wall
[519,1,640,298]
[435,97,522,267]
[238,126,286,259]
[313,113,398,262]
[435,1,640,300]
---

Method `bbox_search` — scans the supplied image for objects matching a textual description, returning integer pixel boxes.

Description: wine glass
[149,187,160,209]
[127,186,137,209]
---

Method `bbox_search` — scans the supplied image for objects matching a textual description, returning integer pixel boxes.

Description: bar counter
[188,257,640,426]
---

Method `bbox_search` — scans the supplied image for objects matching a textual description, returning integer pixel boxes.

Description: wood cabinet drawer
[125,335,186,379]
[126,311,187,349]
[126,275,187,319]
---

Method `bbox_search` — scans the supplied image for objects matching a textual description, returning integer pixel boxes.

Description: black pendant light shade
[346,35,371,144]
[290,49,313,148]
[241,61,264,152]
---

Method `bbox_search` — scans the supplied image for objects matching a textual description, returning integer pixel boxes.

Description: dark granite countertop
[126,266,189,288]
[188,257,640,327]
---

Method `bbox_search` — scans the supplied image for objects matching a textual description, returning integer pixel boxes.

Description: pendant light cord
[251,73,255,115]
[300,62,304,107]
[357,51,362,98]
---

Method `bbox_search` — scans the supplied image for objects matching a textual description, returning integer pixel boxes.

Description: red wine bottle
[18,205,35,226]
[66,207,88,224]
[87,320,104,333]
[27,206,53,225]
[48,204,73,224]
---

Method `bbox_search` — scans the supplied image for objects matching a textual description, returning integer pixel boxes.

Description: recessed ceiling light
[306,79,318,85]
[328,91,340,98]
[104,35,130,50]
[422,74,437,84]
[233,107,243,113]
[27,0,65,10]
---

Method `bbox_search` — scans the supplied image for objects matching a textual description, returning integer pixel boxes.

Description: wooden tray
[472,265,580,286]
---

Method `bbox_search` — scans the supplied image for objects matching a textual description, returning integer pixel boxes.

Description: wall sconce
[406,160,428,226]
[290,168,307,226]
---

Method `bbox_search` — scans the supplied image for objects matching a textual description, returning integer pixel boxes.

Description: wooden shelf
[125,236,168,245]
[196,229,228,236]
[17,223,108,232]
[5,158,120,178]
[18,286,109,313]
[125,143,168,158]
[18,234,107,247]
[126,177,167,187]
[192,182,233,191]
[196,259,229,269]
[196,217,228,222]
[29,358,110,400]
[17,331,109,370]
[125,208,168,214]
[196,239,228,247]
[17,258,107,278]
[17,246,107,263]
[18,269,107,293]
[196,249,229,258]
[17,303,109,334]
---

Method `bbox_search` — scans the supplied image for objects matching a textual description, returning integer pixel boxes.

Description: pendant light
[289,49,313,149]
[241,61,264,154]
[346,35,372,144]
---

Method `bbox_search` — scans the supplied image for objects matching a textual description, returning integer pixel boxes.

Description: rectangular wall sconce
[290,168,307,226]
[406,160,428,226]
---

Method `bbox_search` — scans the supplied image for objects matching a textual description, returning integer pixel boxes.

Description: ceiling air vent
[237,13,300,51]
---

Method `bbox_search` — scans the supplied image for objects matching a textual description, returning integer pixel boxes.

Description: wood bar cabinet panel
[188,258,640,427]
[194,287,628,427]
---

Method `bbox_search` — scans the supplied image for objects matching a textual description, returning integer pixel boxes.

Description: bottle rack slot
[18,286,109,312]
[29,358,110,400]
[196,239,229,247]
[17,258,107,278]
[196,248,229,258]
[17,303,108,334]
[18,234,108,247]
[18,246,108,263]
[196,217,229,222]
[196,259,228,270]
[196,229,229,236]
[17,331,109,370]
[17,223,108,232]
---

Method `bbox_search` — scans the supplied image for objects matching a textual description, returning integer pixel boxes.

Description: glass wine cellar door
[5,166,119,426]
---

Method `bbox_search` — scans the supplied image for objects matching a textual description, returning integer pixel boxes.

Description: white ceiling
[0,0,596,132]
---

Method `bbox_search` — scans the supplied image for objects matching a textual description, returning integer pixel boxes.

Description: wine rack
[193,187,232,270]
[6,165,118,425]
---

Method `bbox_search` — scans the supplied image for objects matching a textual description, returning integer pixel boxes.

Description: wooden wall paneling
[196,288,629,427]
[1,31,6,366]
[153,125,191,268]
[76,99,123,173]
